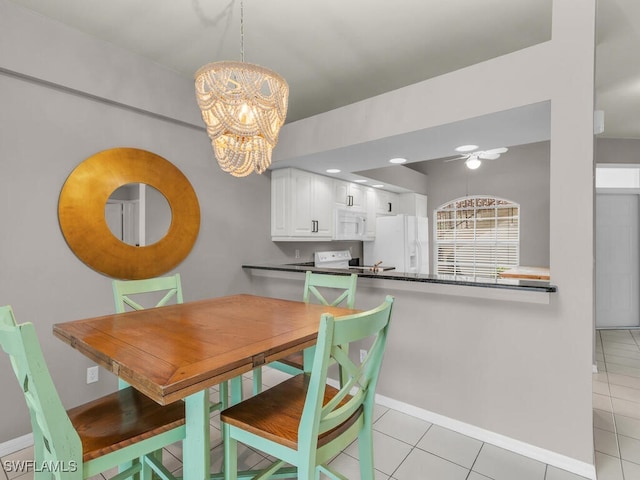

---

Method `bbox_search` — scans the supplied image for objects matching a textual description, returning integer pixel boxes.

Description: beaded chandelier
[195,2,288,177]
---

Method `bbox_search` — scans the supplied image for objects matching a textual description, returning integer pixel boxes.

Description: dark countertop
[242,262,557,293]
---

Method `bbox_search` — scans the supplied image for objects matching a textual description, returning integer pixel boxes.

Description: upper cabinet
[271,168,423,241]
[271,168,334,241]
[374,190,399,216]
[398,193,428,217]
[365,187,378,238]
[334,180,365,209]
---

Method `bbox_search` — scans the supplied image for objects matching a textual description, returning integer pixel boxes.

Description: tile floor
[594,329,640,479]
[2,362,605,480]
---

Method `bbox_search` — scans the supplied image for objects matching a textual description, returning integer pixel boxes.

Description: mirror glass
[105,183,172,246]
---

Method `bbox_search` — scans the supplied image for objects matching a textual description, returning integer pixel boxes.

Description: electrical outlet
[86,366,99,384]
[295,249,300,259]
[360,349,367,363]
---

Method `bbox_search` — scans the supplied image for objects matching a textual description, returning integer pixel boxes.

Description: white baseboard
[0,433,33,457]
[373,392,596,480]
[0,393,597,480]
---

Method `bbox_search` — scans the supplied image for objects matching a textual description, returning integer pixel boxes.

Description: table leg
[303,346,315,372]
[230,375,243,405]
[183,390,210,480]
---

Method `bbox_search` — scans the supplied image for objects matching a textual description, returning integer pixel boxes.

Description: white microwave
[334,208,367,240]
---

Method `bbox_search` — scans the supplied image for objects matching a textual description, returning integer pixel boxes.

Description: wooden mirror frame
[58,148,200,279]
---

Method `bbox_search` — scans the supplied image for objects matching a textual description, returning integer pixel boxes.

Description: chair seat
[277,351,304,370]
[221,374,361,450]
[67,386,185,462]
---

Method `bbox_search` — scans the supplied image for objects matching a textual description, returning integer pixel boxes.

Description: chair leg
[296,459,317,480]
[223,424,238,480]
[357,426,375,480]
[140,456,152,480]
[152,449,163,480]
[32,434,47,480]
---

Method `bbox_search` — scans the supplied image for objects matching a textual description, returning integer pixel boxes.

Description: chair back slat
[298,295,394,447]
[0,306,82,475]
[303,272,357,309]
[113,274,183,313]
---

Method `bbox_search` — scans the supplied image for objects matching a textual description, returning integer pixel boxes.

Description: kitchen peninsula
[242,255,563,474]
[242,261,557,304]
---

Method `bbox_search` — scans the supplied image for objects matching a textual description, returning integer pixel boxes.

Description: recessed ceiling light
[455,144,479,153]
[372,184,384,188]
[354,179,367,183]
[389,157,407,164]
[326,168,341,173]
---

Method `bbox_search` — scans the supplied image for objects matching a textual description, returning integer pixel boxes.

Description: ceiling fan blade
[444,156,466,162]
[483,147,508,155]
[479,153,500,160]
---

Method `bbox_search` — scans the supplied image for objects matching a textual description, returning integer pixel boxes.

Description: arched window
[435,196,519,278]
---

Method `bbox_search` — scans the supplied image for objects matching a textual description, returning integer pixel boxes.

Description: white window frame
[434,195,520,278]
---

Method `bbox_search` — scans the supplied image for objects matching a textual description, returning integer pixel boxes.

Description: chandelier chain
[194,0,289,177]
[240,0,245,62]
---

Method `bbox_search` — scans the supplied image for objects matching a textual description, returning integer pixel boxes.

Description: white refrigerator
[363,215,429,274]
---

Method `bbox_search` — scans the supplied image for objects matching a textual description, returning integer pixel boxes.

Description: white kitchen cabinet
[270,169,289,238]
[365,187,377,238]
[334,180,365,209]
[375,189,399,216]
[398,193,428,217]
[271,168,334,241]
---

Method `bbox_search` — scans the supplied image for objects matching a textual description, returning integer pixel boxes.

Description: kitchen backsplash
[275,240,363,264]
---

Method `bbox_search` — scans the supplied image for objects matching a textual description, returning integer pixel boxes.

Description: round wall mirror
[105,183,172,246]
[58,148,200,279]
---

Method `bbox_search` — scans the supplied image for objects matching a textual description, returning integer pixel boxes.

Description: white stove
[314,250,352,269]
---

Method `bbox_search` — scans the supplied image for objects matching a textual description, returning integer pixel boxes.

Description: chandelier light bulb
[238,103,255,125]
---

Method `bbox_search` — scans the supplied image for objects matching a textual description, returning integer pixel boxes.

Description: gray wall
[411,141,551,269]
[596,137,640,163]
[261,0,596,469]
[0,0,597,473]
[0,1,365,442]
[0,0,294,442]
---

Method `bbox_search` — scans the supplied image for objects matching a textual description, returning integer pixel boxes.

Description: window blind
[435,196,519,278]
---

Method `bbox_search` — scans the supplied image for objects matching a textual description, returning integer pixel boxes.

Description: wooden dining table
[53,294,358,480]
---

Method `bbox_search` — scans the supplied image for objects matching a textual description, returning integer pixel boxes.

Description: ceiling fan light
[465,157,482,170]
[455,144,479,153]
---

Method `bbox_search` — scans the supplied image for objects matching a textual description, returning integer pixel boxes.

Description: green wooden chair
[112,274,184,313]
[264,271,358,383]
[0,305,185,480]
[222,295,394,480]
[112,274,228,410]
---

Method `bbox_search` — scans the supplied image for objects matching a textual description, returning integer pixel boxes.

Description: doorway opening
[596,165,640,329]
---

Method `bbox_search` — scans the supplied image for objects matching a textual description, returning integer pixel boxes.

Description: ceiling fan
[446,147,508,170]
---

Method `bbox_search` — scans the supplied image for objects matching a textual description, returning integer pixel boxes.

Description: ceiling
[8,0,640,188]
